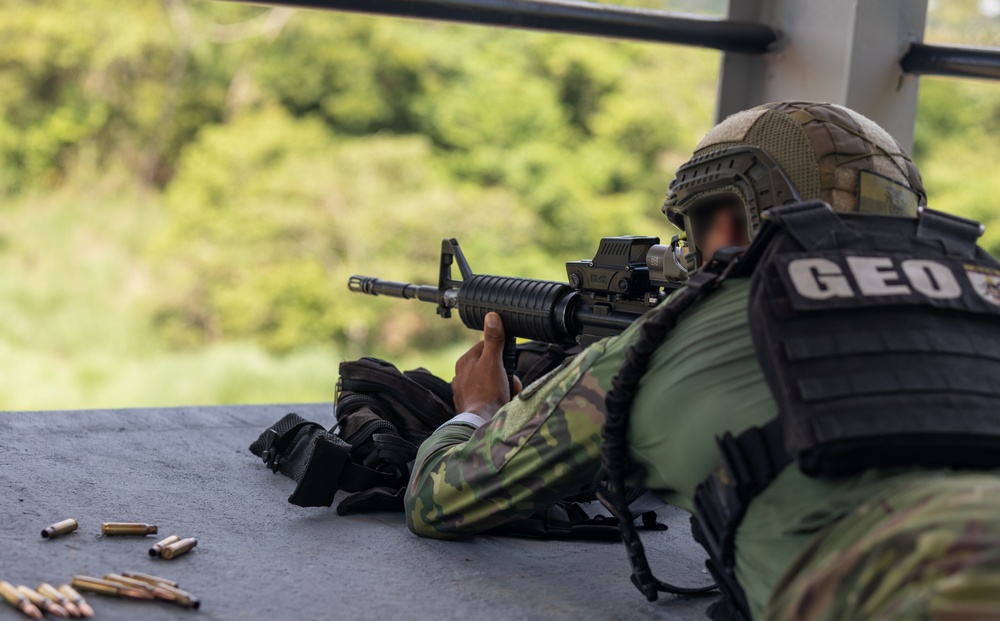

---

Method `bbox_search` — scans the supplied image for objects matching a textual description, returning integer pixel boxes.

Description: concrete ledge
[0,404,716,620]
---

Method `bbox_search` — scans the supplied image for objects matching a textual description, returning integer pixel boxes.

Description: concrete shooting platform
[1,403,717,620]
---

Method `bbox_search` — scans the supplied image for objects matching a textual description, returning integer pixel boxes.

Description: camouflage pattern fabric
[405,340,613,539]
[764,473,1000,621]
[405,100,1000,618]
[403,277,1000,620]
[405,279,780,543]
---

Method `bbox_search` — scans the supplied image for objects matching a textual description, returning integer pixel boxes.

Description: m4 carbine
[349,236,689,390]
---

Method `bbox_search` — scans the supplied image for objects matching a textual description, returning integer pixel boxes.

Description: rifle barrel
[348,276,441,304]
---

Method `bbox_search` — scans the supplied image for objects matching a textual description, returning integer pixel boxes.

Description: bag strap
[250,413,407,508]
[690,419,789,621]
[286,434,352,507]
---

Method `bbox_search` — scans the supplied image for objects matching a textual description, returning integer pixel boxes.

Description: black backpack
[250,348,660,539]
[249,357,455,513]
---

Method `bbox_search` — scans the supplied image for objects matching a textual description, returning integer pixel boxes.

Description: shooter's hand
[452,312,522,421]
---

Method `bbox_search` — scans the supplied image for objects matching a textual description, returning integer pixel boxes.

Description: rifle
[348,236,689,391]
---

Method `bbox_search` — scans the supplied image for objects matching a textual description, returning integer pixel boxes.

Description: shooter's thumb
[482,312,505,354]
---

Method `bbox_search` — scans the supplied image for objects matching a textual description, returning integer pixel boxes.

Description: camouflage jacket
[404,278,775,531]
[403,276,1000,619]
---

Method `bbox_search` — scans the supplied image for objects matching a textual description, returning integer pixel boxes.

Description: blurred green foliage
[0,0,997,409]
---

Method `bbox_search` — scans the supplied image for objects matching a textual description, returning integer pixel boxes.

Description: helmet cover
[662,101,927,261]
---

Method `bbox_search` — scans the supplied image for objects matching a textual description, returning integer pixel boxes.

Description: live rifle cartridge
[160,537,197,560]
[154,584,201,609]
[55,584,93,618]
[120,571,179,588]
[103,574,155,593]
[0,581,43,619]
[102,574,176,601]
[149,534,181,557]
[101,522,158,536]
[15,586,68,618]
[40,518,79,539]
[37,584,82,617]
[71,576,155,600]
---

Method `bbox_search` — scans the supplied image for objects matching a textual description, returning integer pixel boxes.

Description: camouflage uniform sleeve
[404,340,615,540]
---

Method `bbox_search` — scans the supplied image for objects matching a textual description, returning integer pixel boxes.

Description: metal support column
[717,0,928,151]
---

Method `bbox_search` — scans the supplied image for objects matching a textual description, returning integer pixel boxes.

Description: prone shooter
[401,101,1000,621]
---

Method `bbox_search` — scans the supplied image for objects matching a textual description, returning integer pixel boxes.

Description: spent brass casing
[155,584,201,609]
[102,574,154,593]
[41,518,79,539]
[160,537,197,560]
[120,571,179,588]
[0,581,43,620]
[55,584,92,618]
[15,586,69,618]
[101,522,158,536]
[149,534,181,557]
[70,576,118,597]
[114,585,156,601]
[149,584,182,602]
[71,576,154,601]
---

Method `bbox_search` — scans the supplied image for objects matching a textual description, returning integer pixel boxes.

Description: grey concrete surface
[0,404,717,620]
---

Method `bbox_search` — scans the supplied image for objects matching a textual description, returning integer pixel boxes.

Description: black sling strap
[599,246,746,604]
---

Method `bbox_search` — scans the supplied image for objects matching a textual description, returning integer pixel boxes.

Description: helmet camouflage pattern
[662,101,927,262]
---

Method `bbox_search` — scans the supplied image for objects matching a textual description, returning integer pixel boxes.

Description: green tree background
[1,0,998,409]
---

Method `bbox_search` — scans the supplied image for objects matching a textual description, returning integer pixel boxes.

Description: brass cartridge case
[155,584,201,609]
[149,534,181,557]
[102,574,154,593]
[103,574,175,600]
[41,518,78,539]
[70,576,118,597]
[0,581,24,604]
[114,585,157,601]
[120,571,179,588]
[37,584,81,617]
[0,581,42,619]
[71,576,154,601]
[160,537,197,560]
[101,522,158,536]
[15,586,68,618]
[55,584,91,618]
[14,587,49,609]
[150,584,178,601]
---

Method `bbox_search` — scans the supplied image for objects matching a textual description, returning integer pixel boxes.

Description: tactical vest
[690,200,1000,620]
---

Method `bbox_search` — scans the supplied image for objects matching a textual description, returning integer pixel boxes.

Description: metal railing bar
[228,0,782,54]
[901,42,1000,81]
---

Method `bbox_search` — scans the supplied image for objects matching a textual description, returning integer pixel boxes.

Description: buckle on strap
[260,421,317,474]
[261,429,282,472]
[687,246,744,292]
